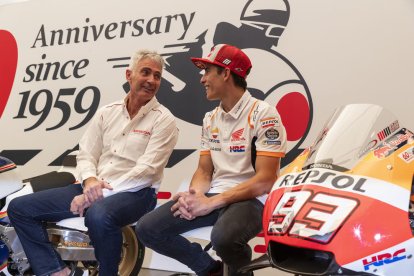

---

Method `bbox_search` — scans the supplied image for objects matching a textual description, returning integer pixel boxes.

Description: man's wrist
[81,177,97,189]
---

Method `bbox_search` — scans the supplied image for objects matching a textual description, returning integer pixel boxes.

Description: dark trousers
[8,184,156,276]
[136,195,263,276]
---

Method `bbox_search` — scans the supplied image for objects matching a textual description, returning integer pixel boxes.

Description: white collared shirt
[76,95,178,196]
[200,91,286,193]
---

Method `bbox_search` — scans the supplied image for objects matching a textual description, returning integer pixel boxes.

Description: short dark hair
[216,66,248,90]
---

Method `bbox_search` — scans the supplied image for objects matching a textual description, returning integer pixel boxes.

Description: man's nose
[147,74,156,83]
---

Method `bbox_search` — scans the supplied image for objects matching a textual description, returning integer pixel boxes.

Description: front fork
[0,224,29,276]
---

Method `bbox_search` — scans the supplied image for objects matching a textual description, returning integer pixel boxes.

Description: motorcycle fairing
[263,106,414,275]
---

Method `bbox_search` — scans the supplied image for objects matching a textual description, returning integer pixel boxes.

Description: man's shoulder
[153,103,176,121]
[247,97,276,116]
[99,99,124,113]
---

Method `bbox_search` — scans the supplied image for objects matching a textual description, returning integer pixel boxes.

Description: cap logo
[222,58,231,65]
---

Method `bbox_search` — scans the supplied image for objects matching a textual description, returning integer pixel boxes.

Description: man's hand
[70,194,91,217]
[83,178,113,204]
[171,189,214,220]
[171,191,192,219]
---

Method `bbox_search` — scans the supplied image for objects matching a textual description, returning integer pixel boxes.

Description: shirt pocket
[123,132,151,159]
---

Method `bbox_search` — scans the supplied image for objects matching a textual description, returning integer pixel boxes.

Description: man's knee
[7,196,28,218]
[210,227,238,254]
[135,212,155,244]
[84,204,115,231]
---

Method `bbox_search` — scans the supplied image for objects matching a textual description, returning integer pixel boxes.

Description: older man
[8,49,178,276]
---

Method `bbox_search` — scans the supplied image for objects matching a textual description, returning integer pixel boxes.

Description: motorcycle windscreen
[302,104,401,172]
[264,104,414,274]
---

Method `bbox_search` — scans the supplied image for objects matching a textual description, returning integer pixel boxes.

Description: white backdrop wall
[0,0,413,273]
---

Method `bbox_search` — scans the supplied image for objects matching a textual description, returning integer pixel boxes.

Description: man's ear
[223,68,231,81]
[126,69,132,81]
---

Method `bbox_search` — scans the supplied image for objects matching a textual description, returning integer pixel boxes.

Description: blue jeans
[136,195,263,276]
[8,184,156,276]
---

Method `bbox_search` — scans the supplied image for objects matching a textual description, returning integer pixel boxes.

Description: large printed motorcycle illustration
[0,156,144,276]
[243,103,414,275]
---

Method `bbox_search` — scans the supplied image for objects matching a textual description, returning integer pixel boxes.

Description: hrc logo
[229,145,245,152]
[362,248,406,271]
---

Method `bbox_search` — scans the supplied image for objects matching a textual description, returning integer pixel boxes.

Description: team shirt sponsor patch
[265,128,279,140]
[260,117,280,128]
[229,145,245,152]
[133,129,151,136]
[262,140,281,146]
[231,128,246,142]
[211,127,219,139]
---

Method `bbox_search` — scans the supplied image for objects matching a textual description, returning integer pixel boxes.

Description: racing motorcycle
[243,103,414,275]
[0,153,145,276]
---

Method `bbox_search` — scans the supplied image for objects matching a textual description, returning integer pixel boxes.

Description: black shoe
[207,260,223,276]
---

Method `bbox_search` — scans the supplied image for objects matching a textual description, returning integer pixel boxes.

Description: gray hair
[128,49,165,71]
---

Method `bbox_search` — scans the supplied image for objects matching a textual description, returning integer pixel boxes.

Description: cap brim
[190,57,211,69]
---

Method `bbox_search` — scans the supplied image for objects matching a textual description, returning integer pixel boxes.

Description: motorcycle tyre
[118,226,145,276]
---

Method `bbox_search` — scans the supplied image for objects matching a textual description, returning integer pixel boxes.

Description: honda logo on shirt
[230,145,245,152]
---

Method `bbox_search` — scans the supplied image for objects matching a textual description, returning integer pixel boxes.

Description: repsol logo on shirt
[230,145,245,152]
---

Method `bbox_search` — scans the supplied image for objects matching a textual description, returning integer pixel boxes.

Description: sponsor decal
[399,146,414,163]
[265,128,279,140]
[252,104,260,123]
[262,140,281,146]
[235,99,244,113]
[208,138,220,143]
[358,139,378,158]
[229,145,245,152]
[231,128,245,142]
[210,147,221,151]
[63,240,90,248]
[133,129,151,136]
[362,248,407,271]
[222,58,231,65]
[278,169,367,193]
[377,120,400,141]
[260,117,280,128]
[308,163,333,170]
[374,128,413,159]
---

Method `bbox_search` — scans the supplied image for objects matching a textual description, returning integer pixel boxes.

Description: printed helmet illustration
[156,0,311,165]
[240,0,290,47]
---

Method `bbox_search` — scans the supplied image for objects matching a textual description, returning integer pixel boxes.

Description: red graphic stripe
[157,191,172,200]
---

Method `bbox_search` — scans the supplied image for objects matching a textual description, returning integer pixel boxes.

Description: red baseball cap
[191,44,252,79]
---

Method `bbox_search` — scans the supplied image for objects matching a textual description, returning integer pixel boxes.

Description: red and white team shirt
[200,92,286,194]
